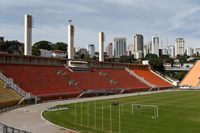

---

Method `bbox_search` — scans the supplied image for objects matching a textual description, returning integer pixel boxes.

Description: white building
[114,37,127,58]
[133,34,144,59]
[195,48,200,56]
[128,44,134,56]
[175,38,185,57]
[151,36,159,56]
[162,48,168,55]
[134,51,143,59]
[187,47,194,56]
[88,44,95,58]
[40,49,52,57]
[40,49,67,58]
[134,34,143,52]
[168,45,175,58]
[106,43,113,58]
[143,45,148,57]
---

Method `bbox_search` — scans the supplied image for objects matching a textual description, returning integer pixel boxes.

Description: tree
[32,41,52,56]
[159,55,170,60]
[174,71,187,81]
[145,54,164,72]
[159,55,174,66]
[145,54,158,60]
[0,40,23,54]
[149,58,164,72]
[119,55,135,63]
[176,55,188,66]
[52,42,67,51]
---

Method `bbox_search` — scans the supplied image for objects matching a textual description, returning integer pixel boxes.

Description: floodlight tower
[99,32,105,62]
[24,14,32,56]
[68,20,75,60]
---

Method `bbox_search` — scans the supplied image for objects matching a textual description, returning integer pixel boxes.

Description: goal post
[132,104,159,118]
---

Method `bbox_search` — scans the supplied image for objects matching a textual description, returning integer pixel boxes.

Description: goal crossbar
[132,104,159,118]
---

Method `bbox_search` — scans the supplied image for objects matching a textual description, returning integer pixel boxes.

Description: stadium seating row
[0,63,173,101]
[133,69,173,88]
[0,64,80,99]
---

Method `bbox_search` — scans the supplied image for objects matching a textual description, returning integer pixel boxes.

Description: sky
[0,0,200,50]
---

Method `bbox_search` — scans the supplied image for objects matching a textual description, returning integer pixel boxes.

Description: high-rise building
[187,47,194,57]
[0,37,4,42]
[162,48,168,55]
[128,44,134,56]
[147,42,152,54]
[143,45,148,57]
[88,44,95,58]
[133,34,144,59]
[134,34,143,52]
[107,43,113,58]
[114,37,127,58]
[24,14,32,56]
[175,38,185,57]
[151,36,159,56]
[168,45,175,58]
[195,48,200,56]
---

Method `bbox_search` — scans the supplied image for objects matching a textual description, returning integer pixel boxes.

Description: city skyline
[1,0,200,49]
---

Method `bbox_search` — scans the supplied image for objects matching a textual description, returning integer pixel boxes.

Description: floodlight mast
[68,19,74,60]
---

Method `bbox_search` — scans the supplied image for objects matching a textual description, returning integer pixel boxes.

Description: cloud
[0,0,200,49]
[0,24,23,41]
[169,6,200,31]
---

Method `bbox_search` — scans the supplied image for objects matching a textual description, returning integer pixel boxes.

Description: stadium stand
[100,68,150,92]
[64,68,118,91]
[133,69,173,88]
[0,80,22,108]
[0,64,81,101]
[0,54,174,101]
[180,60,200,88]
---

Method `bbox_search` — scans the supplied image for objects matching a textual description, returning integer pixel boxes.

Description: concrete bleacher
[133,69,173,88]
[180,60,200,87]
[0,80,22,108]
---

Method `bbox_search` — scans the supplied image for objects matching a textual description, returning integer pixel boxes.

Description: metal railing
[151,70,179,86]
[0,123,31,133]
[0,72,33,99]
[0,104,26,113]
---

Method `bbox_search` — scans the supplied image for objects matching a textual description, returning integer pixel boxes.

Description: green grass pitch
[43,91,200,133]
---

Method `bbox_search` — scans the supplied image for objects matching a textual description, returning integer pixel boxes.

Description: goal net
[131,104,159,118]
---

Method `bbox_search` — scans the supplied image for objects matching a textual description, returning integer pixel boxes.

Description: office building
[175,38,185,57]
[187,47,194,57]
[88,44,95,58]
[151,36,159,56]
[114,37,127,58]
[107,43,113,58]
[168,45,175,58]
[134,34,143,52]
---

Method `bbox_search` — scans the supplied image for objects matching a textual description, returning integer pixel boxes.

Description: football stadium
[0,9,200,133]
[0,52,200,133]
